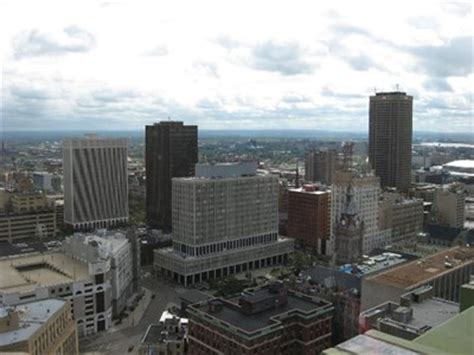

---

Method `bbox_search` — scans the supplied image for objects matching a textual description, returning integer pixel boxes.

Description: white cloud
[1,0,472,132]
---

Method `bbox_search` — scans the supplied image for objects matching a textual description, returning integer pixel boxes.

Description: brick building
[287,184,331,254]
[187,283,334,355]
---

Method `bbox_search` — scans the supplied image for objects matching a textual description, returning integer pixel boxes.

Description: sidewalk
[107,287,152,333]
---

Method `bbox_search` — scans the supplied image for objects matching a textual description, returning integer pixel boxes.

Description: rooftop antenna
[396,83,399,91]
[168,116,171,121]
[373,87,377,94]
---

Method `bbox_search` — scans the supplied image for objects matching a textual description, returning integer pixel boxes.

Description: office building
[154,163,294,285]
[359,286,458,340]
[0,299,79,355]
[145,121,198,230]
[432,184,465,228]
[305,149,338,184]
[361,246,474,310]
[287,184,331,253]
[187,282,334,355]
[61,230,141,317]
[379,193,424,243]
[63,135,128,230]
[32,172,62,193]
[332,170,388,255]
[369,92,413,191]
[0,250,114,337]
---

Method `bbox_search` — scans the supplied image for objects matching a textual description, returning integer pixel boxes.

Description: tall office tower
[369,92,413,191]
[305,149,338,184]
[63,135,128,230]
[154,163,294,285]
[145,121,198,230]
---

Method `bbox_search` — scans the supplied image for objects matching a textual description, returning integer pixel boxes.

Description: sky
[0,0,472,132]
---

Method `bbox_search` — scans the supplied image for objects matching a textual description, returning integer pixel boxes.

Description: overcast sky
[1,0,472,132]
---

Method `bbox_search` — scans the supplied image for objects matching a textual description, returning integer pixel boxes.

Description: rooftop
[366,247,474,289]
[443,159,474,169]
[189,284,333,335]
[414,307,474,354]
[0,299,66,347]
[0,252,90,294]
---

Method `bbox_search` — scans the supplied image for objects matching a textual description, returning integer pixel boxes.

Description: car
[127,345,134,352]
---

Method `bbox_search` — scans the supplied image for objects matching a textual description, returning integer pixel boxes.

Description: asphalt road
[79,273,186,354]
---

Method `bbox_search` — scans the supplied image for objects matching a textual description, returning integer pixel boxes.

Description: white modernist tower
[63,135,128,230]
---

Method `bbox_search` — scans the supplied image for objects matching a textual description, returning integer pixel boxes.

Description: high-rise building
[305,149,338,184]
[332,170,389,255]
[154,163,294,285]
[432,184,465,228]
[287,184,331,254]
[63,135,128,230]
[0,299,79,354]
[369,92,413,191]
[145,122,198,230]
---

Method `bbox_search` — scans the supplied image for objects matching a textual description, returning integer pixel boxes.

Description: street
[79,272,187,354]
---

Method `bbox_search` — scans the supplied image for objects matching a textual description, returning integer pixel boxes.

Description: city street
[79,272,186,354]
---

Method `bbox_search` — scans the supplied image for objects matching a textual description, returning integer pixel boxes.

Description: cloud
[440,2,472,17]
[423,78,453,92]
[143,45,168,56]
[214,34,240,50]
[13,26,95,59]
[330,24,371,38]
[407,36,473,77]
[193,61,219,78]
[251,40,315,75]
[346,54,378,71]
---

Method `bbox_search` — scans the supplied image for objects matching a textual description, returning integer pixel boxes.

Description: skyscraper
[145,121,198,230]
[63,135,128,230]
[305,149,338,184]
[369,92,413,191]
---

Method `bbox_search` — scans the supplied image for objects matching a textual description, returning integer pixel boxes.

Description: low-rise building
[0,298,78,355]
[61,230,141,317]
[359,286,458,340]
[139,313,187,355]
[361,246,474,310]
[432,184,465,228]
[0,251,113,337]
[187,282,334,355]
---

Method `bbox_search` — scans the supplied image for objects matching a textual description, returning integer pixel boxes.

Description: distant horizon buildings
[63,135,129,230]
[145,121,198,231]
[369,92,413,191]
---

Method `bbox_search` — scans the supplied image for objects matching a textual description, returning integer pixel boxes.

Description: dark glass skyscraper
[369,92,413,191]
[145,121,198,230]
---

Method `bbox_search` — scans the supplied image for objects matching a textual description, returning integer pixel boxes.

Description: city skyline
[1,1,472,132]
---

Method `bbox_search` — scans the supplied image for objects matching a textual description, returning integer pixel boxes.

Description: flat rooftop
[0,252,90,294]
[366,247,474,289]
[191,290,332,334]
[0,299,66,347]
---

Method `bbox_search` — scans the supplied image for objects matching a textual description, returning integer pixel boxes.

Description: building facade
[63,135,128,230]
[0,299,79,355]
[332,170,388,255]
[287,184,331,254]
[145,121,198,230]
[304,149,338,185]
[432,185,465,228]
[379,193,424,243]
[61,230,140,317]
[369,92,413,191]
[0,251,114,337]
[187,283,334,355]
[154,164,294,285]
